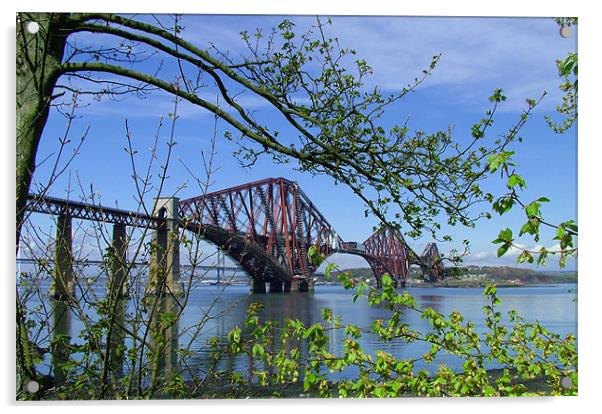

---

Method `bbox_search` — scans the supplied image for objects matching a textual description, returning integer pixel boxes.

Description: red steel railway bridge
[24,177,443,297]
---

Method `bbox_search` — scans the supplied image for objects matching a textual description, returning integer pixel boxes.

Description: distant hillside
[319,265,577,287]
[454,265,577,284]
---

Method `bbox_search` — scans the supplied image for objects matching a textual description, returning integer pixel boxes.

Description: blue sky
[29,15,577,270]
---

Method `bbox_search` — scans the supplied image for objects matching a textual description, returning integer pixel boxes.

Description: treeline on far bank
[319,266,577,286]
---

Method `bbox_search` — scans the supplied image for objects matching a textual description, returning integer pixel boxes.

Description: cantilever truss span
[178,177,443,286]
[179,177,341,282]
[26,177,444,287]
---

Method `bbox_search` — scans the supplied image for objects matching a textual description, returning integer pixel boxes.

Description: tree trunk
[16,12,69,249]
[16,12,70,388]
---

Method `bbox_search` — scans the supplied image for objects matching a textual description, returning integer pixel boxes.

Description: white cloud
[183,16,572,110]
[63,15,574,121]
[327,18,567,83]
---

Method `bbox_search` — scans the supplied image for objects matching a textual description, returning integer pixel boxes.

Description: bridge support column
[51,299,72,385]
[108,223,129,298]
[298,280,309,292]
[106,295,127,376]
[50,213,74,299]
[147,198,183,297]
[269,281,283,293]
[283,279,315,293]
[251,279,266,294]
[149,296,180,378]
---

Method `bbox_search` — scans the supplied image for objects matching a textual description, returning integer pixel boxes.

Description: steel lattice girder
[179,177,342,278]
[362,227,444,285]
[362,226,412,286]
[26,179,443,284]
[420,242,444,280]
[26,194,162,229]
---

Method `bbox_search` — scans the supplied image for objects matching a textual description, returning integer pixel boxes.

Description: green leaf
[563,220,578,233]
[489,88,507,103]
[556,225,566,238]
[487,151,515,173]
[492,196,515,215]
[507,174,527,189]
[303,372,316,391]
[324,263,337,279]
[252,343,265,358]
[493,228,513,243]
[381,273,393,288]
[519,220,537,236]
[484,285,496,296]
[517,250,534,264]
[321,307,333,322]
[497,244,510,257]
[537,248,548,266]
[307,245,325,267]
[525,202,541,218]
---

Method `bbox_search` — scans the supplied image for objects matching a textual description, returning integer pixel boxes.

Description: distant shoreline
[407,280,577,288]
[325,265,577,288]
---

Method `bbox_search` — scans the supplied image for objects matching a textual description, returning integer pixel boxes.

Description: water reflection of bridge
[24,177,444,299]
[46,289,316,390]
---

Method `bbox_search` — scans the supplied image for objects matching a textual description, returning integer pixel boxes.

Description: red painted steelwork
[27,178,444,286]
[179,178,443,286]
[362,226,411,287]
[179,177,342,278]
[419,242,444,281]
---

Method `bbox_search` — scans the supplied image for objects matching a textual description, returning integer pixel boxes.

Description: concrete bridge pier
[108,223,129,298]
[50,213,74,299]
[51,299,72,384]
[151,296,180,377]
[251,279,266,293]
[105,224,129,375]
[269,281,283,293]
[283,279,315,293]
[147,197,184,297]
[298,280,310,292]
[107,297,127,375]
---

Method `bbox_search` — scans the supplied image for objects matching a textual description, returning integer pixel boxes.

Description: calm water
[182,283,578,375]
[20,270,577,380]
